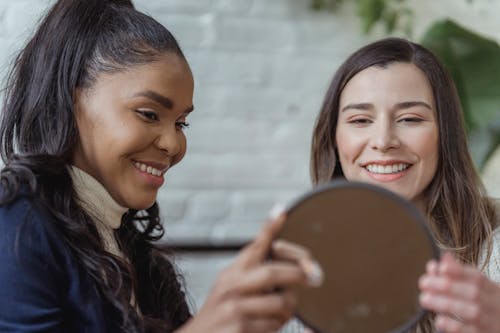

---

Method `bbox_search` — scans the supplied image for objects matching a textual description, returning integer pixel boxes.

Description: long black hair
[0,0,191,331]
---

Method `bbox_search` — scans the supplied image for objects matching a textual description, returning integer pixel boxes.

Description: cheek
[422,135,439,176]
[335,127,362,163]
[411,127,439,165]
[335,127,365,180]
[74,113,104,161]
[172,132,188,166]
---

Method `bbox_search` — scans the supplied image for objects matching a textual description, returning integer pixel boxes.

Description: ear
[333,146,344,177]
[71,88,89,138]
[72,88,90,128]
[72,88,82,115]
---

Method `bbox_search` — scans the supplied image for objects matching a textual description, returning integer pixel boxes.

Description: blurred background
[0,0,498,328]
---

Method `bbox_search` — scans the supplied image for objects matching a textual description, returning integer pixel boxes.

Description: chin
[126,196,157,211]
[393,190,415,202]
[376,184,408,198]
[136,201,157,211]
[124,187,159,209]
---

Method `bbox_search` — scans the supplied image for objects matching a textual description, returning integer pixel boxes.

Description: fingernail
[419,292,431,304]
[418,276,428,288]
[268,203,286,220]
[426,260,435,270]
[304,261,324,287]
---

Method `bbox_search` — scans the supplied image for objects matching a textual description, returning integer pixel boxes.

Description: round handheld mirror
[278,181,439,333]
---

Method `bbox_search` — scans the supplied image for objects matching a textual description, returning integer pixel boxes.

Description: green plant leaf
[311,0,324,10]
[357,0,386,33]
[384,10,398,33]
[310,0,345,11]
[421,20,500,168]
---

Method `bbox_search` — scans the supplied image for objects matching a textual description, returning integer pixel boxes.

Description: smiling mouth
[364,163,411,174]
[133,161,167,177]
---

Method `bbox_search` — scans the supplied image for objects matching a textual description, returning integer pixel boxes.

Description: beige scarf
[69,166,128,257]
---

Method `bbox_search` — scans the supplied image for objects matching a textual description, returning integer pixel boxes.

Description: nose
[369,121,400,152]
[155,125,182,156]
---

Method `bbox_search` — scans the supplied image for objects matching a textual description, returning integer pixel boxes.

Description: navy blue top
[0,194,120,332]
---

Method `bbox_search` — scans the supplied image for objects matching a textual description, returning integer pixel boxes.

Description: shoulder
[0,189,126,331]
[477,198,500,281]
[0,191,65,256]
[493,198,500,226]
[0,190,117,331]
[479,215,500,283]
[0,193,74,330]
[0,192,70,283]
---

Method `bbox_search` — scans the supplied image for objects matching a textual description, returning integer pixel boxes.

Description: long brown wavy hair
[310,37,498,332]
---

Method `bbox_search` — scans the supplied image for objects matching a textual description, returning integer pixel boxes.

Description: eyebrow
[341,101,432,112]
[396,101,432,110]
[133,90,194,113]
[341,103,372,112]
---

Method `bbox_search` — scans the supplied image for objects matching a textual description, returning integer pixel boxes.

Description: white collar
[69,166,128,230]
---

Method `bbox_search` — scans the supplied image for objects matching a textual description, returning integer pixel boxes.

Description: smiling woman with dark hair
[311,37,500,333]
[0,0,322,332]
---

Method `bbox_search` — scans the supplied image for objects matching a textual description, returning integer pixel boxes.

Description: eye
[176,121,190,130]
[136,109,159,122]
[399,117,424,123]
[347,118,372,125]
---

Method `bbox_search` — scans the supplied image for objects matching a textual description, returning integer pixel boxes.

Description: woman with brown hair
[310,37,500,332]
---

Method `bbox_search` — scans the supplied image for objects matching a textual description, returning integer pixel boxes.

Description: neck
[69,166,128,229]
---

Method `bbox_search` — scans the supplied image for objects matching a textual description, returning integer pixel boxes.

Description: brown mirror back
[279,181,438,333]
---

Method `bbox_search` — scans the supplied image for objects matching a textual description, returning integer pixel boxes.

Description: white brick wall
[1,0,499,327]
[150,0,372,244]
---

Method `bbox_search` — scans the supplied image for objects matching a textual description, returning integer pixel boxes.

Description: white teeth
[366,163,409,174]
[134,162,165,177]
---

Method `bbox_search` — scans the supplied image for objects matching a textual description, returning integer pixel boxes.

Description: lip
[361,159,413,182]
[360,159,412,167]
[132,160,170,188]
[132,160,170,173]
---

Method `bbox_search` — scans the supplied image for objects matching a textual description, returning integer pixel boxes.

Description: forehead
[340,62,434,106]
[86,52,194,104]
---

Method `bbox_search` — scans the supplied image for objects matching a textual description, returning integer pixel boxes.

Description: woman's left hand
[419,252,500,333]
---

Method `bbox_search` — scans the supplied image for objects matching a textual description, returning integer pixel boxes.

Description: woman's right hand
[176,211,323,333]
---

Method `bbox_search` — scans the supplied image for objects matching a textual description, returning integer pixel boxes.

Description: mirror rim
[281,180,440,333]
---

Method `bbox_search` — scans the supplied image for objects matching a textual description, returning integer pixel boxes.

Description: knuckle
[285,291,298,310]
[277,295,289,310]
[302,247,313,259]
[254,230,271,247]
[270,296,285,314]
[270,318,284,331]
[272,239,285,250]
[440,277,452,292]
[215,271,234,294]
[218,267,232,283]
[219,266,244,287]
[259,266,276,282]
[439,298,453,312]
[469,285,480,301]
[471,271,483,285]
[223,299,242,319]
[231,320,245,333]
[468,305,481,323]
[276,293,296,319]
